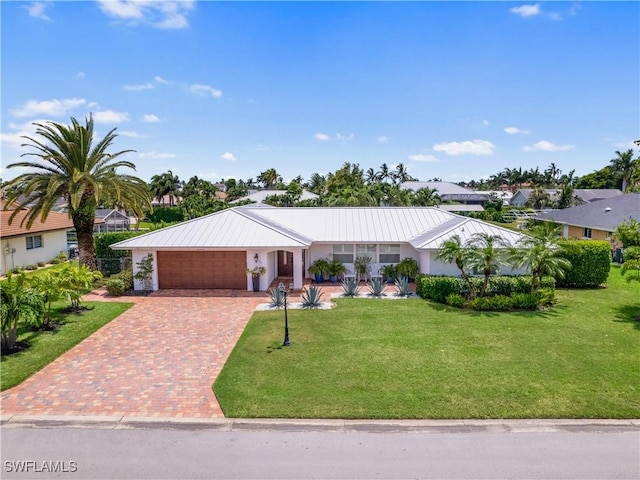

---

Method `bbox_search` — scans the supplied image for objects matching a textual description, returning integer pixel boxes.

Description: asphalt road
[2,422,639,479]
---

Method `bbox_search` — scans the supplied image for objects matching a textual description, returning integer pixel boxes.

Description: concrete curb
[2,415,638,433]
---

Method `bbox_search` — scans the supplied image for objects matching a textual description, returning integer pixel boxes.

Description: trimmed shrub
[37,261,46,267]
[105,278,126,297]
[25,264,38,271]
[536,288,556,307]
[470,295,513,311]
[94,232,144,259]
[416,275,465,303]
[146,206,185,225]
[445,293,466,308]
[556,240,611,288]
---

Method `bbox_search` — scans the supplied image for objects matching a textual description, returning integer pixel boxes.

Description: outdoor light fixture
[254,253,259,263]
[278,282,291,346]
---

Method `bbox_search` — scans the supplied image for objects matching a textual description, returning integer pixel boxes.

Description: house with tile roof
[112,205,528,292]
[0,201,102,274]
[534,193,640,246]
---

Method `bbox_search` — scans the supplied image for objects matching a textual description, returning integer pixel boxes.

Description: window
[583,228,592,239]
[332,244,354,263]
[356,244,377,262]
[26,235,43,250]
[379,244,401,263]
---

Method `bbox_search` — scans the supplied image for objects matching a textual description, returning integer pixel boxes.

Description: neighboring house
[400,181,492,206]
[150,195,182,207]
[535,193,640,245]
[112,206,527,292]
[94,209,131,233]
[233,190,319,204]
[476,190,513,206]
[0,202,103,274]
[510,188,623,208]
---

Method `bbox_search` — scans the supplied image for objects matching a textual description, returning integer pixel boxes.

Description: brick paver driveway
[0,290,264,418]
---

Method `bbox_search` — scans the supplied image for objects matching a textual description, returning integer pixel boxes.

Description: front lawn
[1,301,132,391]
[215,266,639,419]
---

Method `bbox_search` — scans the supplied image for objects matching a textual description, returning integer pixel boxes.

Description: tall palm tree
[466,233,510,297]
[436,235,472,286]
[149,170,181,206]
[412,187,441,206]
[610,149,638,192]
[510,224,571,292]
[307,172,326,194]
[392,163,413,184]
[3,116,150,270]
[257,168,282,189]
[377,163,391,183]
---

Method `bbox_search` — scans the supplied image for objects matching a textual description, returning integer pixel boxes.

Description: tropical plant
[308,258,330,280]
[615,219,640,247]
[134,253,154,291]
[58,263,103,310]
[267,287,285,308]
[380,264,397,282]
[394,276,412,297]
[341,278,360,297]
[327,260,346,280]
[257,168,283,189]
[245,266,266,278]
[396,257,419,279]
[149,170,182,206]
[300,286,324,307]
[30,272,64,328]
[436,235,471,282]
[466,233,510,297]
[3,116,151,270]
[1,273,45,352]
[354,256,372,280]
[368,278,386,297]
[509,225,572,293]
[620,260,640,283]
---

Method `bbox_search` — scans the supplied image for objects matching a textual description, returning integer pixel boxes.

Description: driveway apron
[0,291,263,418]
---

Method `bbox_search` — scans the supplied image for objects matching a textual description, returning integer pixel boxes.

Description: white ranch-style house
[112,206,528,291]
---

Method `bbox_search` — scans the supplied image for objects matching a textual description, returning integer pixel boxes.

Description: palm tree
[510,224,571,292]
[436,235,473,293]
[308,173,326,194]
[466,233,510,297]
[3,116,150,270]
[392,163,413,184]
[377,163,391,183]
[412,187,441,206]
[365,168,377,185]
[610,149,638,192]
[257,168,282,189]
[149,170,181,206]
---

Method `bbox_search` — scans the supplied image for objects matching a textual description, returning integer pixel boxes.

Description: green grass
[215,266,640,419]
[1,301,132,391]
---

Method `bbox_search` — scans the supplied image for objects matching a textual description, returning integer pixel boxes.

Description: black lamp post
[278,282,290,346]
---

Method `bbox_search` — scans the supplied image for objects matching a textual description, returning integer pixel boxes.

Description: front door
[277,250,294,276]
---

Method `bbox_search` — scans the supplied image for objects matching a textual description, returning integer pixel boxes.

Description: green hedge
[556,240,611,288]
[416,275,555,302]
[94,232,144,258]
[146,207,185,224]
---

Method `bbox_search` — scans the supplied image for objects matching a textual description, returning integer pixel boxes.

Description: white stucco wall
[131,249,158,290]
[427,251,528,276]
[1,230,70,275]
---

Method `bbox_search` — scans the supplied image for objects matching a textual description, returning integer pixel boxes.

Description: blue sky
[2,1,638,185]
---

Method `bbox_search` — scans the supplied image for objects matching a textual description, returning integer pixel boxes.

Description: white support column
[293,249,303,290]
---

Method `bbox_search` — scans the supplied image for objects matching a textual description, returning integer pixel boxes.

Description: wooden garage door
[157,251,247,289]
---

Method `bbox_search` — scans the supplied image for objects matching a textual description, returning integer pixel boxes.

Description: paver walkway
[0,290,264,418]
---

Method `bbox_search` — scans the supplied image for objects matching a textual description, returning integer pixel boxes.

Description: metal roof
[112,206,528,250]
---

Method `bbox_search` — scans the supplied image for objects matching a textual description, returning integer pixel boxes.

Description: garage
[157,251,247,289]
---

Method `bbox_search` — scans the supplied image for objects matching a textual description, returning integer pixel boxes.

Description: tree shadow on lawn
[613,303,640,330]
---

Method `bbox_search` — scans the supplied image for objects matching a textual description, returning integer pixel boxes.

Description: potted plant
[380,264,397,284]
[246,266,266,292]
[396,257,419,281]
[354,256,372,281]
[308,258,330,283]
[327,259,347,283]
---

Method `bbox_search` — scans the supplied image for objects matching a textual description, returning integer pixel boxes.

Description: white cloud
[76,72,85,79]
[408,154,439,163]
[510,4,540,17]
[314,133,330,141]
[124,83,154,91]
[336,133,355,142]
[377,136,390,143]
[119,130,148,139]
[482,120,490,126]
[92,110,130,123]
[220,152,237,161]
[523,140,575,152]
[138,151,176,159]
[504,126,532,135]
[9,98,86,118]
[25,1,52,21]
[143,114,160,123]
[1,119,49,149]
[189,84,222,98]
[154,76,170,85]
[97,0,194,29]
[433,139,496,156]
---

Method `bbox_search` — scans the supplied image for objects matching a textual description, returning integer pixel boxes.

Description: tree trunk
[71,199,97,271]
